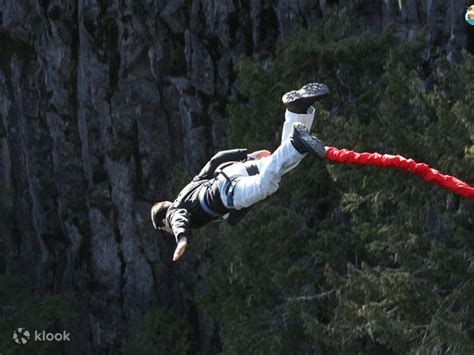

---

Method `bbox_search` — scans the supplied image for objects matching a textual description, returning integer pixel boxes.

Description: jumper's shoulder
[172,179,208,208]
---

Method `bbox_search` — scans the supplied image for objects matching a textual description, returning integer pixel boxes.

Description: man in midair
[151,83,329,261]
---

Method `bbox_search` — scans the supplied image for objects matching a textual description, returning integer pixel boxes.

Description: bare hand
[151,204,160,229]
[173,238,188,262]
[248,150,271,160]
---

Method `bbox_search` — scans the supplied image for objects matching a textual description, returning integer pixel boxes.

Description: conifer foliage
[198,12,474,354]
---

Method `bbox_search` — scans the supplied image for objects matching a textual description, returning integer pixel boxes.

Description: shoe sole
[300,134,326,158]
[293,124,326,158]
[282,83,329,105]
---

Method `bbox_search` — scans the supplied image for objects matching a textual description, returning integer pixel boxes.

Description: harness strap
[215,161,260,210]
[216,170,238,209]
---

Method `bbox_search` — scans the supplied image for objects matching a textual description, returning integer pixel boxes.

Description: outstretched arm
[194,149,270,181]
[168,208,191,261]
[194,149,249,181]
[173,237,187,262]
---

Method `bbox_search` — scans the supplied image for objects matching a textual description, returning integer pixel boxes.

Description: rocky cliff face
[0,0,471,353]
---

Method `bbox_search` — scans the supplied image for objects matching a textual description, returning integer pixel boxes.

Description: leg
[281,106,315,144]
[219,82,329,210]
[276,106,316,175]
[228,137,305,210]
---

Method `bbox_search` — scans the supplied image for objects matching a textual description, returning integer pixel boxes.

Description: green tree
[0,273,74,355]
[198,9,474,354]
[123,307,192,355]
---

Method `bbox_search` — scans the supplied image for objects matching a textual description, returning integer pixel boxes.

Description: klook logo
[34,330,71,342]
[12,328,30,345]
[12,328,71,345]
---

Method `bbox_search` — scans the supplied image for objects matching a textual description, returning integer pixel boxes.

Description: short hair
[153,201,172,228]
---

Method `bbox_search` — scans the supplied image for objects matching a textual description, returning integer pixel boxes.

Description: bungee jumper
[152,83,329,261]
[151,83,474,262]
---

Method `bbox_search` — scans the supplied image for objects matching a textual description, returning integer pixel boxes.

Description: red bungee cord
[324,147,474,201]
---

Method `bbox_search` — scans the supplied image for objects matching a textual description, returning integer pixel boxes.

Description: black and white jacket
[165,149,257,243]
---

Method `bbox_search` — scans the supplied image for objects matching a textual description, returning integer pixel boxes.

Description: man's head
[151,201,172,231]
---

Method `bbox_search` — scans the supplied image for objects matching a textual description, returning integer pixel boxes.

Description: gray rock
[185,30,215,95]
[89,207,121,293]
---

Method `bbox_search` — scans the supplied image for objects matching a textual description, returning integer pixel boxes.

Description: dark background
[0,1,473,354]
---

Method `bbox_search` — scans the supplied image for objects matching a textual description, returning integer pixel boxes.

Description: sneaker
[282,83,329,114]
[289,123,326,158]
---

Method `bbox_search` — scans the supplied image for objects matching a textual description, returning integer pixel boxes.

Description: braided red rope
[324,147,474,201]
